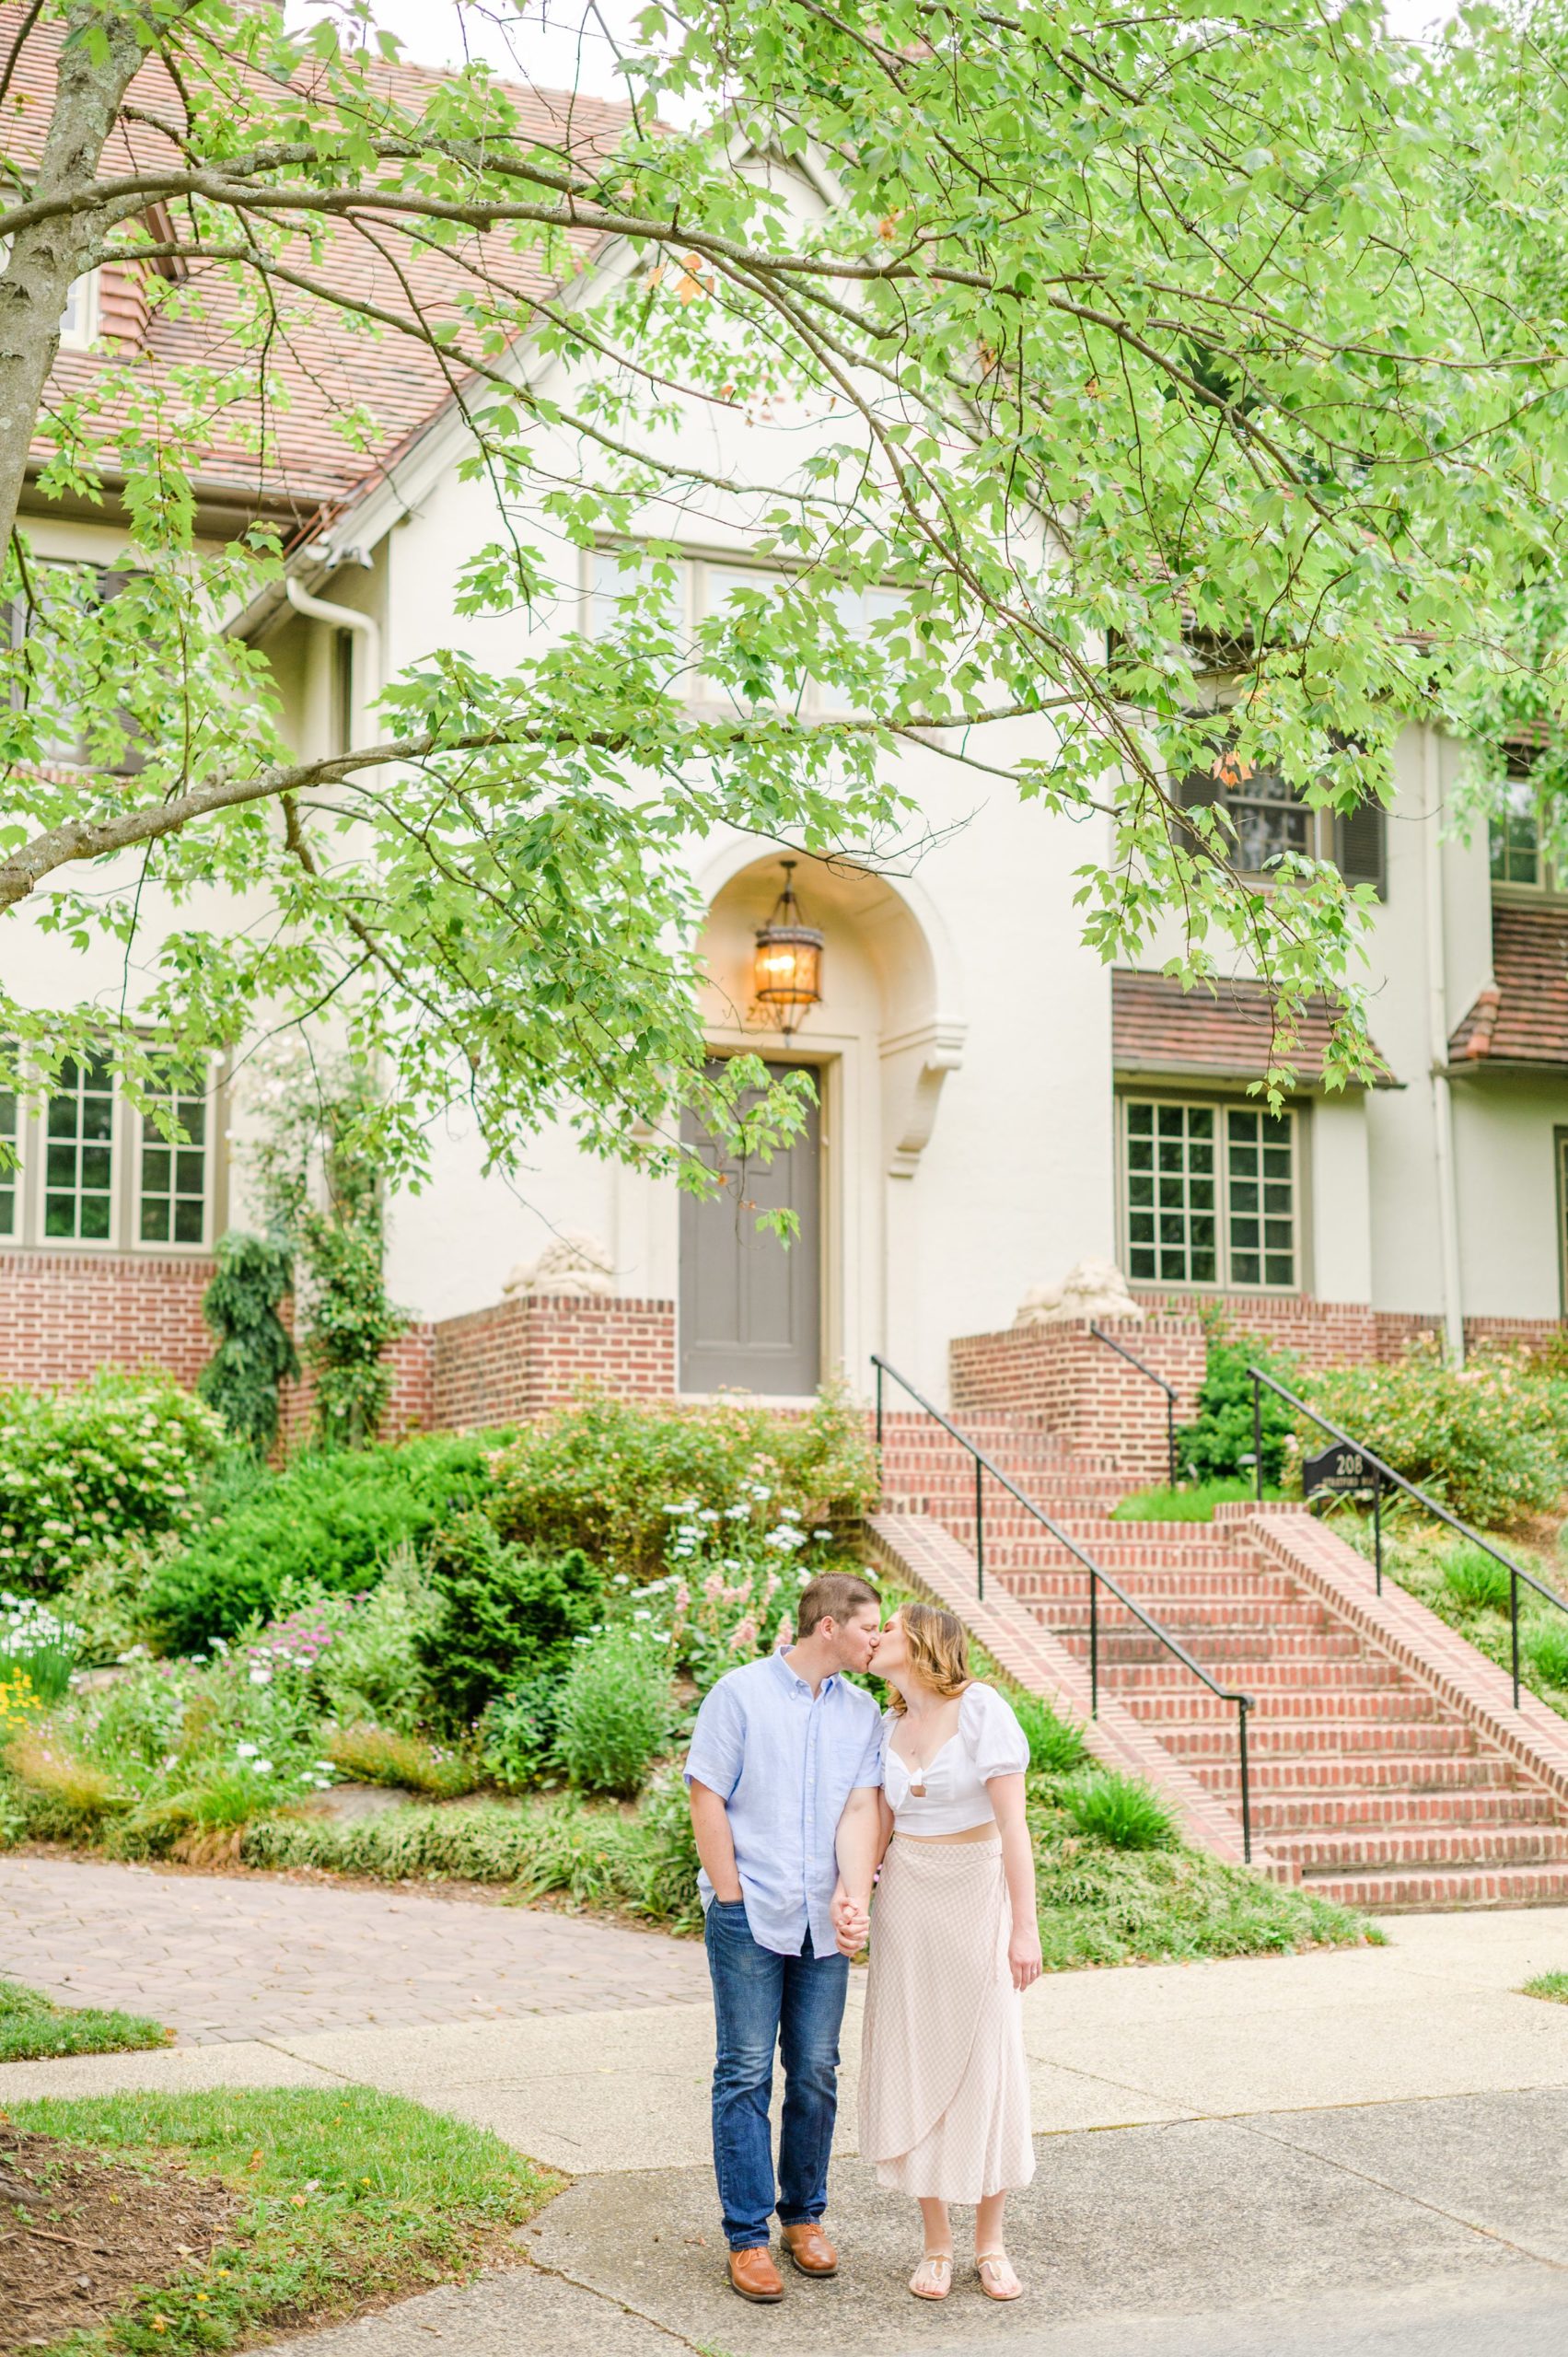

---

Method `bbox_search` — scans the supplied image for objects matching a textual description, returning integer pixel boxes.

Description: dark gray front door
[679,1062,821,1394]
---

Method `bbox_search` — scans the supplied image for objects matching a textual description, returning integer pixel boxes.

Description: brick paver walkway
[0,1855,711,2043]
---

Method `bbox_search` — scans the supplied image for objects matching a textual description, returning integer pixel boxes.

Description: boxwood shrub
[143,1434,499,1653]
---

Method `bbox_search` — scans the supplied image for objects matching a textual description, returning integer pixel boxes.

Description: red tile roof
[8,8,633,531]
[1112,969,1393,1087]
[1448,902,1568,1067]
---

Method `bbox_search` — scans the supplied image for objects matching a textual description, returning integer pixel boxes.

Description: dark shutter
[1334,796,1388,899]
[1178,761,1225,810]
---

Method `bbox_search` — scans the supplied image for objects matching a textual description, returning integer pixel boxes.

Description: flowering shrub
[1304,1341,1568,1527]
[640,1482,827,1691]
[0,1369,226,1595]
[486,1385,876,1577]
[0,1593,83,1703]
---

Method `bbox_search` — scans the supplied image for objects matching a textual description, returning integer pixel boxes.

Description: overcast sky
[304,0,1465,102]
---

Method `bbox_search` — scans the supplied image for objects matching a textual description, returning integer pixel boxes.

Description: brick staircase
[877,1412,1568,1910]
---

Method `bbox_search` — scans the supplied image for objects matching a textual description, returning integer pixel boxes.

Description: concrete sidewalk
[9,1893,1568,2352]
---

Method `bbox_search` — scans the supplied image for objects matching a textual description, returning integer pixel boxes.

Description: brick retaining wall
[0,1249,215,1388]
[431,1294,677,1431]
[949,1315,1206,1482]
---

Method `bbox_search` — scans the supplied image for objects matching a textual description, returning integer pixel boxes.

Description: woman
[834,1601,1040,2302]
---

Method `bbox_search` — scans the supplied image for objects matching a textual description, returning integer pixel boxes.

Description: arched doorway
[677,850,965,1397]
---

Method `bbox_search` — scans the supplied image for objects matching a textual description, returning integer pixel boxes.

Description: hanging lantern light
[752,859,824,1038]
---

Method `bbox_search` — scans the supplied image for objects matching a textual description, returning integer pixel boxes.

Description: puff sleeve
[959,1682,1031,1781]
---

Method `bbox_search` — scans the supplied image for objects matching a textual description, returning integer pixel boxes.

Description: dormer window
[56,270,99,352]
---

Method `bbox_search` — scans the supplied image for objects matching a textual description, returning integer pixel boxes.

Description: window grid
[44,1053,115,1241]
[1490,778,1544,887]
[1227,764,1313,874]
[1124,1097,1297,1292]
[139,1082,208,1245]
[0,1057,15,1238]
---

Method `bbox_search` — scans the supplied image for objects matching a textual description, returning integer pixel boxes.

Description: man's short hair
[796,1570,881,1640]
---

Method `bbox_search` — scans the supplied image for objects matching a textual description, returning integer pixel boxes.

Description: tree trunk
[0,2,151,553]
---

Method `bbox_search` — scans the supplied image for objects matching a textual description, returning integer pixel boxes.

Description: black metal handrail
[1249,1366,1568,1710]
[1089,1323,1179,1489]
[874,1353,1255,1860]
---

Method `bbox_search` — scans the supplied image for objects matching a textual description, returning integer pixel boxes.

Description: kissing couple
[685,1569,1041,2305]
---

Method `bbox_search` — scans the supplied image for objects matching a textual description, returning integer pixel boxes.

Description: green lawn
[1111,1477,1286,1520]
[8,2085,563,2355]
[0,1975,172,2062]
[1521,1970,1568,2004]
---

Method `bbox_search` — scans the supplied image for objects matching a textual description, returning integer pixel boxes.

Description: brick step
[1252,1788,1562,1833]
[1161,1721,1484,1761]
[1196,1753,1523,1797]
[1303,1862,1568,1911]
[1008,1570,1306,1601]
[1023,1596,1324,1631]
[1076,1631,1372,1666]
[1271,1823,1568,1874]
[1075,1656,1412,1694]
[1086,1688,1449,1726]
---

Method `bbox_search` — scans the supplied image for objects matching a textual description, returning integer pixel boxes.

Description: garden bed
[0,1379,1371,1972]
[0,2087,559,2357]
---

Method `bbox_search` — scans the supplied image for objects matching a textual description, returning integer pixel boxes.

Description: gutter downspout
[284,575,381,751]
[1424,723,1465,1364]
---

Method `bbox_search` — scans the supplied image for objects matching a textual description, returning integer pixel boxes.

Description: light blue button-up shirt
[684,1651,884,1958]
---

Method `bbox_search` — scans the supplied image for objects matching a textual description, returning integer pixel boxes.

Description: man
[685,1569,885,2303]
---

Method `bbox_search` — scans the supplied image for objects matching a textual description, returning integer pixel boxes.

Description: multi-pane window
[0,1057,16,1238]
[43,1053,115,1240]
[138,1075,208,1245]
[0,1053,215,1250]
[1123,1098,1298,1291]
[1225,1107,1297,1287]
[1490,777,1543,886]
[1179,740,1387,896]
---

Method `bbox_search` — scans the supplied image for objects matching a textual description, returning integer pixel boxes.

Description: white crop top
[880,1683,1031,1834]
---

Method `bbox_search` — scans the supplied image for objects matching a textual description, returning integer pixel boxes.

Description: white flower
[726,1504,750,1520]
[633,1608,652,1622]
[812,1527,832,1539]
[254,1759,273,1775]
[697,1509,721,1524]
[249,1669,272,1687]
[235,1741,259,1759]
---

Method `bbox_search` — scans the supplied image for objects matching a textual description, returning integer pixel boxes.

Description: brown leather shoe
[728,2246,785,2303]
[782,2221,839,2277]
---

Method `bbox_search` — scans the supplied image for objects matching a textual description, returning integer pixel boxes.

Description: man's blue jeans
[703,1898,850,2250]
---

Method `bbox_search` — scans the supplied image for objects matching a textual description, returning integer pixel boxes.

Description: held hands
[1009,1923,1043,1992]
[830,1881,871,1956]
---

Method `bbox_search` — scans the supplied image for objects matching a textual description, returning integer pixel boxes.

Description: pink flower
[703,1573,725,1599]
[728,1617,758,1654]
[673,1583,691,1613]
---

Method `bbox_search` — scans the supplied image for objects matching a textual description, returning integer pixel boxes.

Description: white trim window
[56,269,99,352]
[1122,1097,1299,1292]
[137,1069,211,1246]
[1490,774,1546,888]
[3,1053,218,1253]
[0,1057,16,1238]
[584,547,907,715]
[43,1051,116,1241]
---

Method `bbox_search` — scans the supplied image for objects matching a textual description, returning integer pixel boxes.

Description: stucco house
[6,41,1568,1436]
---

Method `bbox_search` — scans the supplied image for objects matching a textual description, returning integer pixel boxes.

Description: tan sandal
[909,2252,953,2300]
[976,2249,1022,2302]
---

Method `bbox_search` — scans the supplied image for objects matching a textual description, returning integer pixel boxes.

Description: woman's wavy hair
[887,1600,971,1715]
